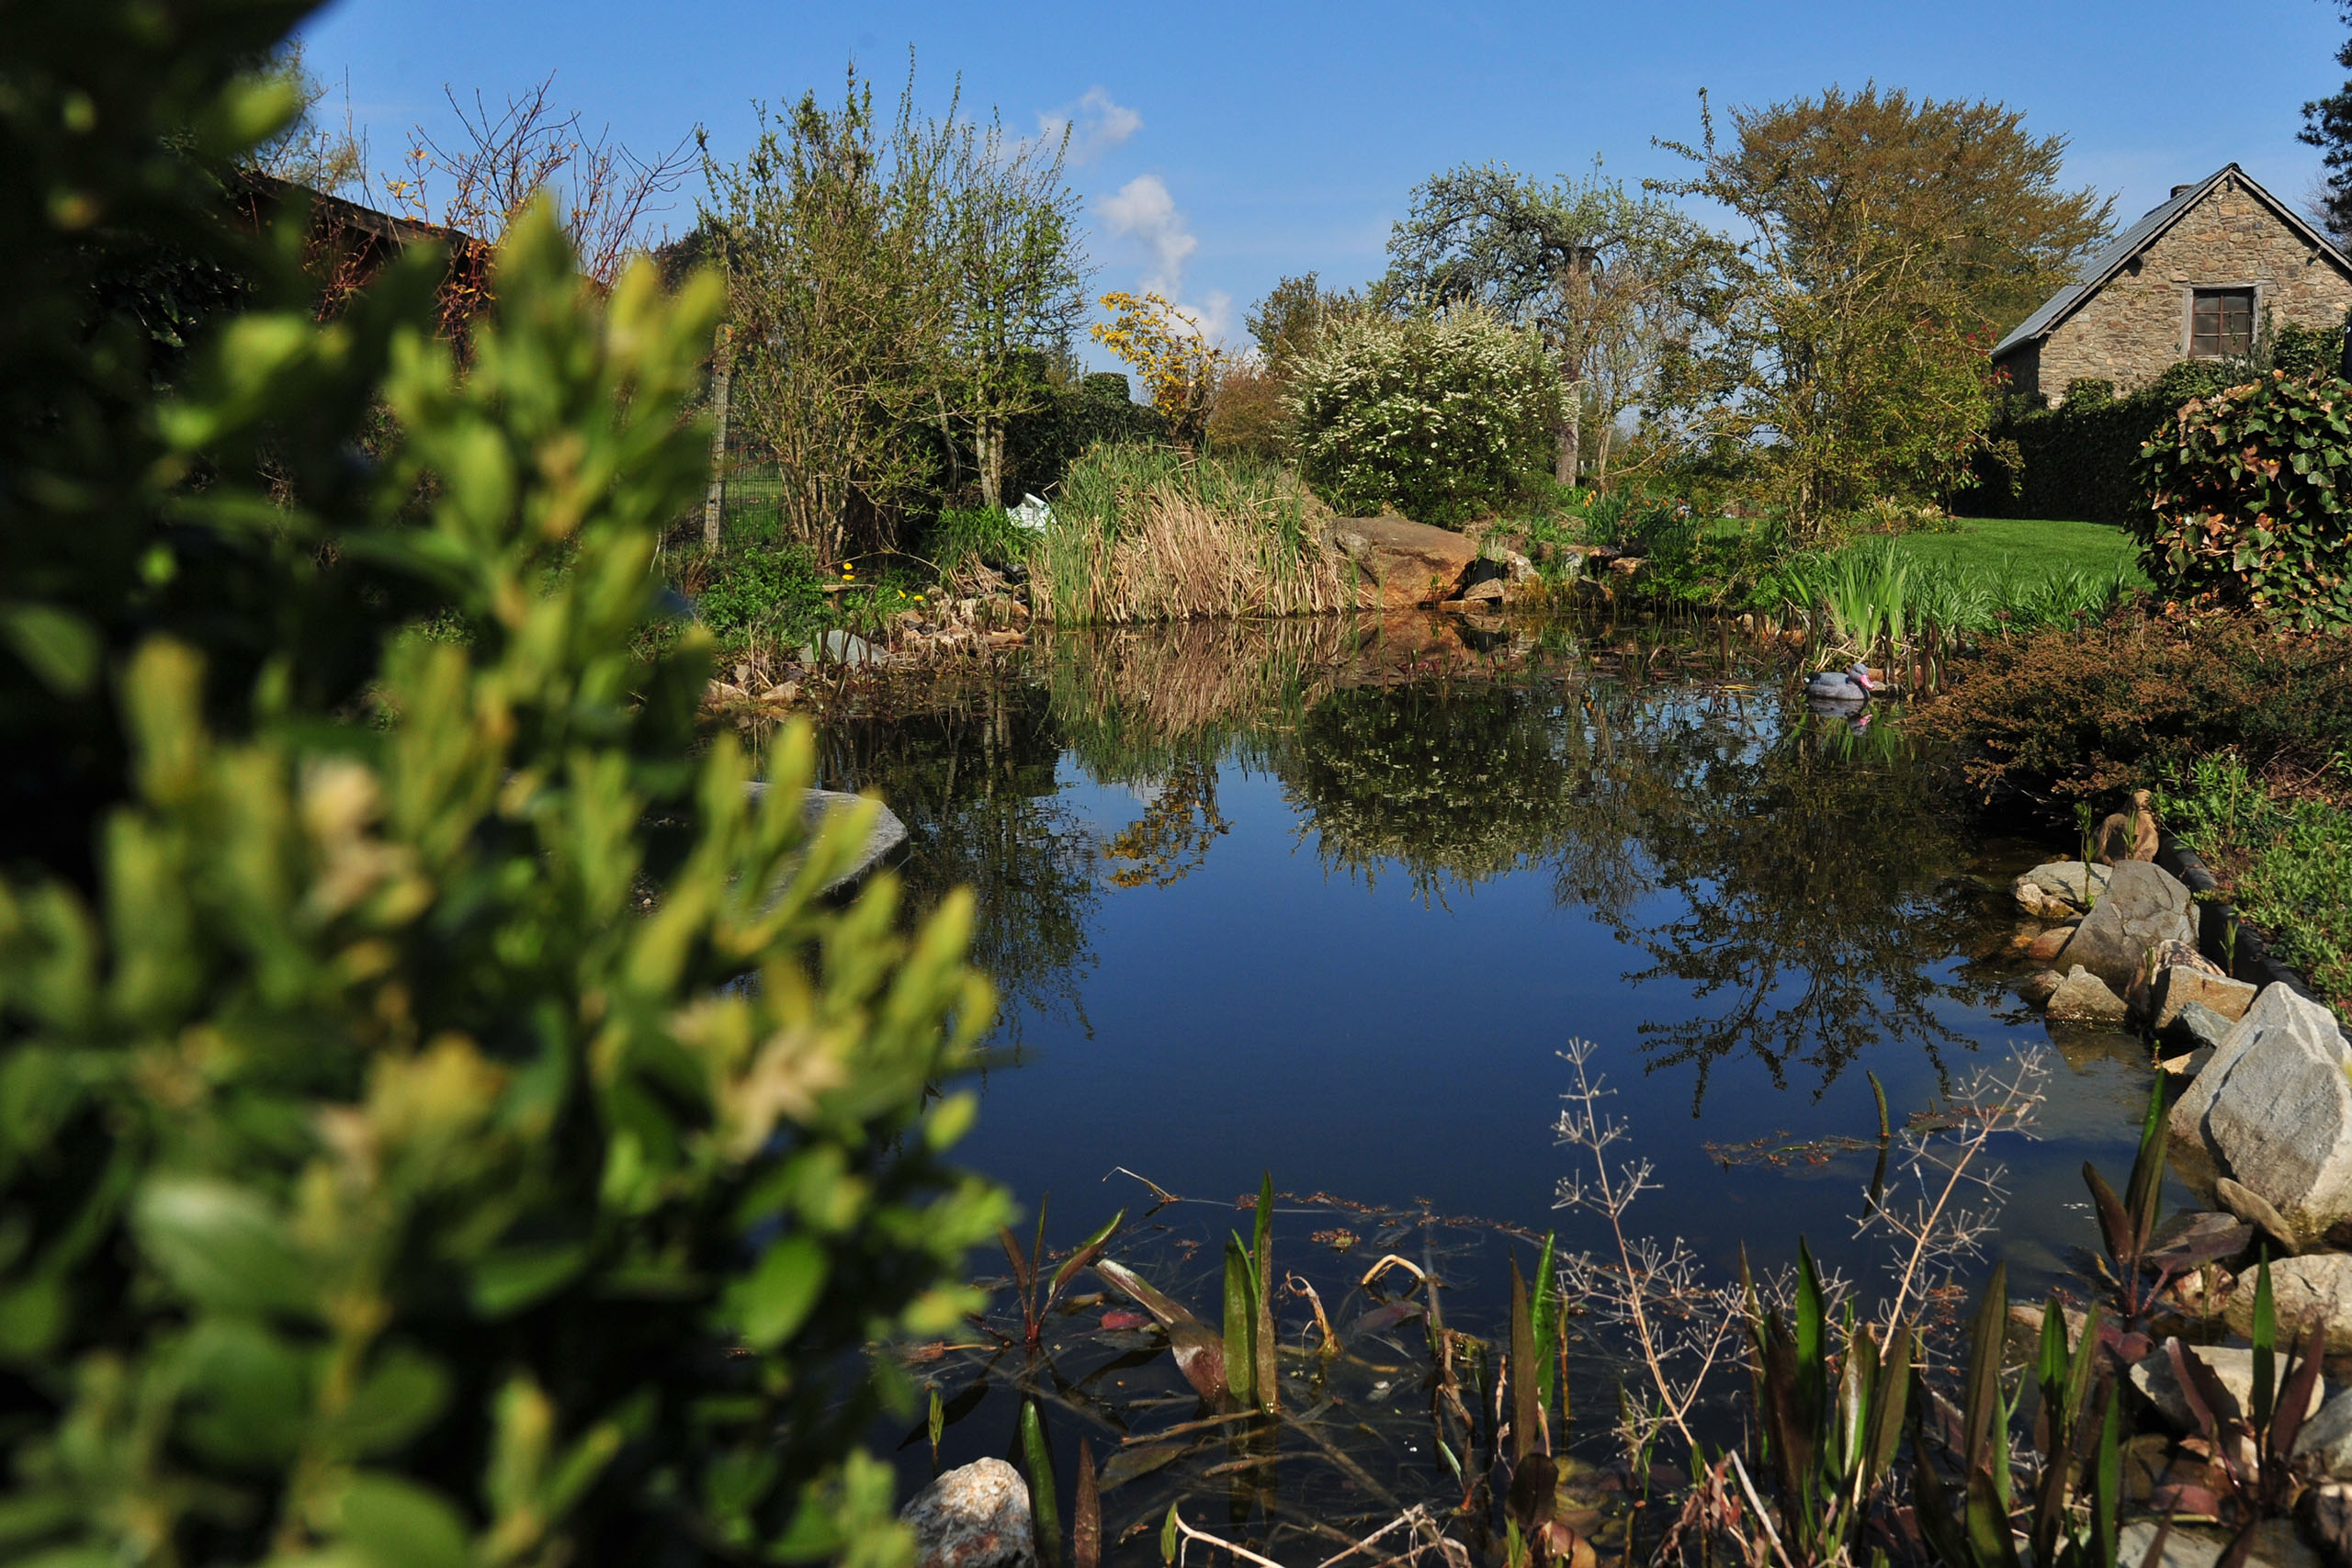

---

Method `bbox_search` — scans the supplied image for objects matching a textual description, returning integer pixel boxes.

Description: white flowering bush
[1289,308,1561,527]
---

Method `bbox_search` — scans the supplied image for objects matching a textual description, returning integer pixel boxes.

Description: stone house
[1991,164,2352,405]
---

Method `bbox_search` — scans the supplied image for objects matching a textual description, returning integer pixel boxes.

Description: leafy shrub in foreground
[2134,371,2352,629]
[0,10,1008,1566]
[1914,612,2352,805]
[1289,307,1560,528]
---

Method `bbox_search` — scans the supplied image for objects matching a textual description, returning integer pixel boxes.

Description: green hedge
[1964,361,2244,523]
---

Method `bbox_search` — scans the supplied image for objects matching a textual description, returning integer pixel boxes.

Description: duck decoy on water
[1804,661,1875,703]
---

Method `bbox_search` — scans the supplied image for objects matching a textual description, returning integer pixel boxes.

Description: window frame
[2188,286,2257,358]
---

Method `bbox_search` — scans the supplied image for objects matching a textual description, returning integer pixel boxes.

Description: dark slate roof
[1991,164,2352,360]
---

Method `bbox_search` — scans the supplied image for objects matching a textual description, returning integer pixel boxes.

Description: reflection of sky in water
[820,630,2173,1321]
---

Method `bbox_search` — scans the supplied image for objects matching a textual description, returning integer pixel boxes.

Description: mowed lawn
[1892,515,2149,588]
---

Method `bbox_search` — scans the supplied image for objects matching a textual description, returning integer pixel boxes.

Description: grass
[1888,516,2149,590]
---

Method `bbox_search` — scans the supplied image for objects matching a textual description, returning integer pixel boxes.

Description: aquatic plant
[1912,1270,2122,1568]
[1737,1243,1912,1565]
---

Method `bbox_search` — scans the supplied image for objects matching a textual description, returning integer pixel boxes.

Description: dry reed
[1035,446,1353,625]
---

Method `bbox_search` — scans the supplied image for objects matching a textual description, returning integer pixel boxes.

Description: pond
[790,611,2172,1561]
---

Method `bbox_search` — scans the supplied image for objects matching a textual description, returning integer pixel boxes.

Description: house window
[2190,288,2255,356]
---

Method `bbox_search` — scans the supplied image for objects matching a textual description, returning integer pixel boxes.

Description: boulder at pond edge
[2054,859,2197,994]
[2170,984,2352,1243]
[1326,514,1478,610]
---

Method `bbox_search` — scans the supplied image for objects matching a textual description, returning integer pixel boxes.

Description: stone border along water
[2158,825,2352,1044]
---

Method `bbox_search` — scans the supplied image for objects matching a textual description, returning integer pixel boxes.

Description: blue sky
[297,0,2351,355]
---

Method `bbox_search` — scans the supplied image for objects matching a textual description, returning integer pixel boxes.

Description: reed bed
[1032,445,1352,624]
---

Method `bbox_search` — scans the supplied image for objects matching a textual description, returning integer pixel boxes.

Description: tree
[2304,3,2352,244]
[706,66,950,560]
[385,73,694,289]
[935,110,1088,510]
[2,10,1007,1568]
[1090,290,1222,449]
[1384,164,1724,489]
[1246,271,1358,375]
[1654,85,2111,528]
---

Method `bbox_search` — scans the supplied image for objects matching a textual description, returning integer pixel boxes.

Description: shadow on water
[757,611,2159,1561]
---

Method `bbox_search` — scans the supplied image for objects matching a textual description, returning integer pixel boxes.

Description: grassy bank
[1883,515,2146,586]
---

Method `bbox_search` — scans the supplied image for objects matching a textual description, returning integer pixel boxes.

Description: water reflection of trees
[812,685,1100,1042]
[1581,693,1995,1109]
[1283,682,1593,898]
[1274,667,1996,1102]
[797,614,2008,1104]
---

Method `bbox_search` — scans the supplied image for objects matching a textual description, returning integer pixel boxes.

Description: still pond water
[799,612,2170,1553]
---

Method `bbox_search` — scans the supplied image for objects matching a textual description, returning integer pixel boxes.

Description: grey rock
[743,784,909,891]
[2170,984,2352,1240]
[899,1458,1035,1568]
[2154,964,2258,1030]
[2014,860,2109,919]
[2047,965,2130,1022]
[2301,1390,2352,1479]
[2056,859,2198,993]
[2018,968,2065,1007]
[2120,1519,2320,1568]
[2164,999,2239,1055]
[2118,1522,2221,1568]
[2227,1252,2352,1352]
[2130,1338,2326,1430]
[2215,1176,2300,1258]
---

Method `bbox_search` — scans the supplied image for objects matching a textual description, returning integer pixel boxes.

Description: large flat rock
[742,784,908,891]
[1327,514,1478,609]
[2171,983,2352,1241]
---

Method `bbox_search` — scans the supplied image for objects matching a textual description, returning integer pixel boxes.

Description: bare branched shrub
[250,43,370,201]
[386,73,693,287]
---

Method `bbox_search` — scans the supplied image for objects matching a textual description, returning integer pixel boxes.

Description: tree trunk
[1594,409,1615,492]
[978,419,1003,511]
[701,324,733,550]
[1555,393,1582,489]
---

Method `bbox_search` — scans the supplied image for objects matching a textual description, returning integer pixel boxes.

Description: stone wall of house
[2031,173,2352,402]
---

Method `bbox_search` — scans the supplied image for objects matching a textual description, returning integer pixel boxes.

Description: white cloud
[1095,175,1238,346]
[1036,87,1141,166]
[1102,173,1197,297]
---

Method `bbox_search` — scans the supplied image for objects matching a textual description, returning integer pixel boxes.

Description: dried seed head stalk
[1551,1038,1743,1466]
[1850,1049,2048,1357]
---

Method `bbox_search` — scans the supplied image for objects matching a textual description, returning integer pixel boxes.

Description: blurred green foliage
[0,7,1009,1567]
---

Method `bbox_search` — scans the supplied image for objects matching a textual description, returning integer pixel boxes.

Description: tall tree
[2303,3,2352,243]
[935,111,1087,509]
[1384,165,1724,488]
[705,66,949,559]
[1654,85,2110,528]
